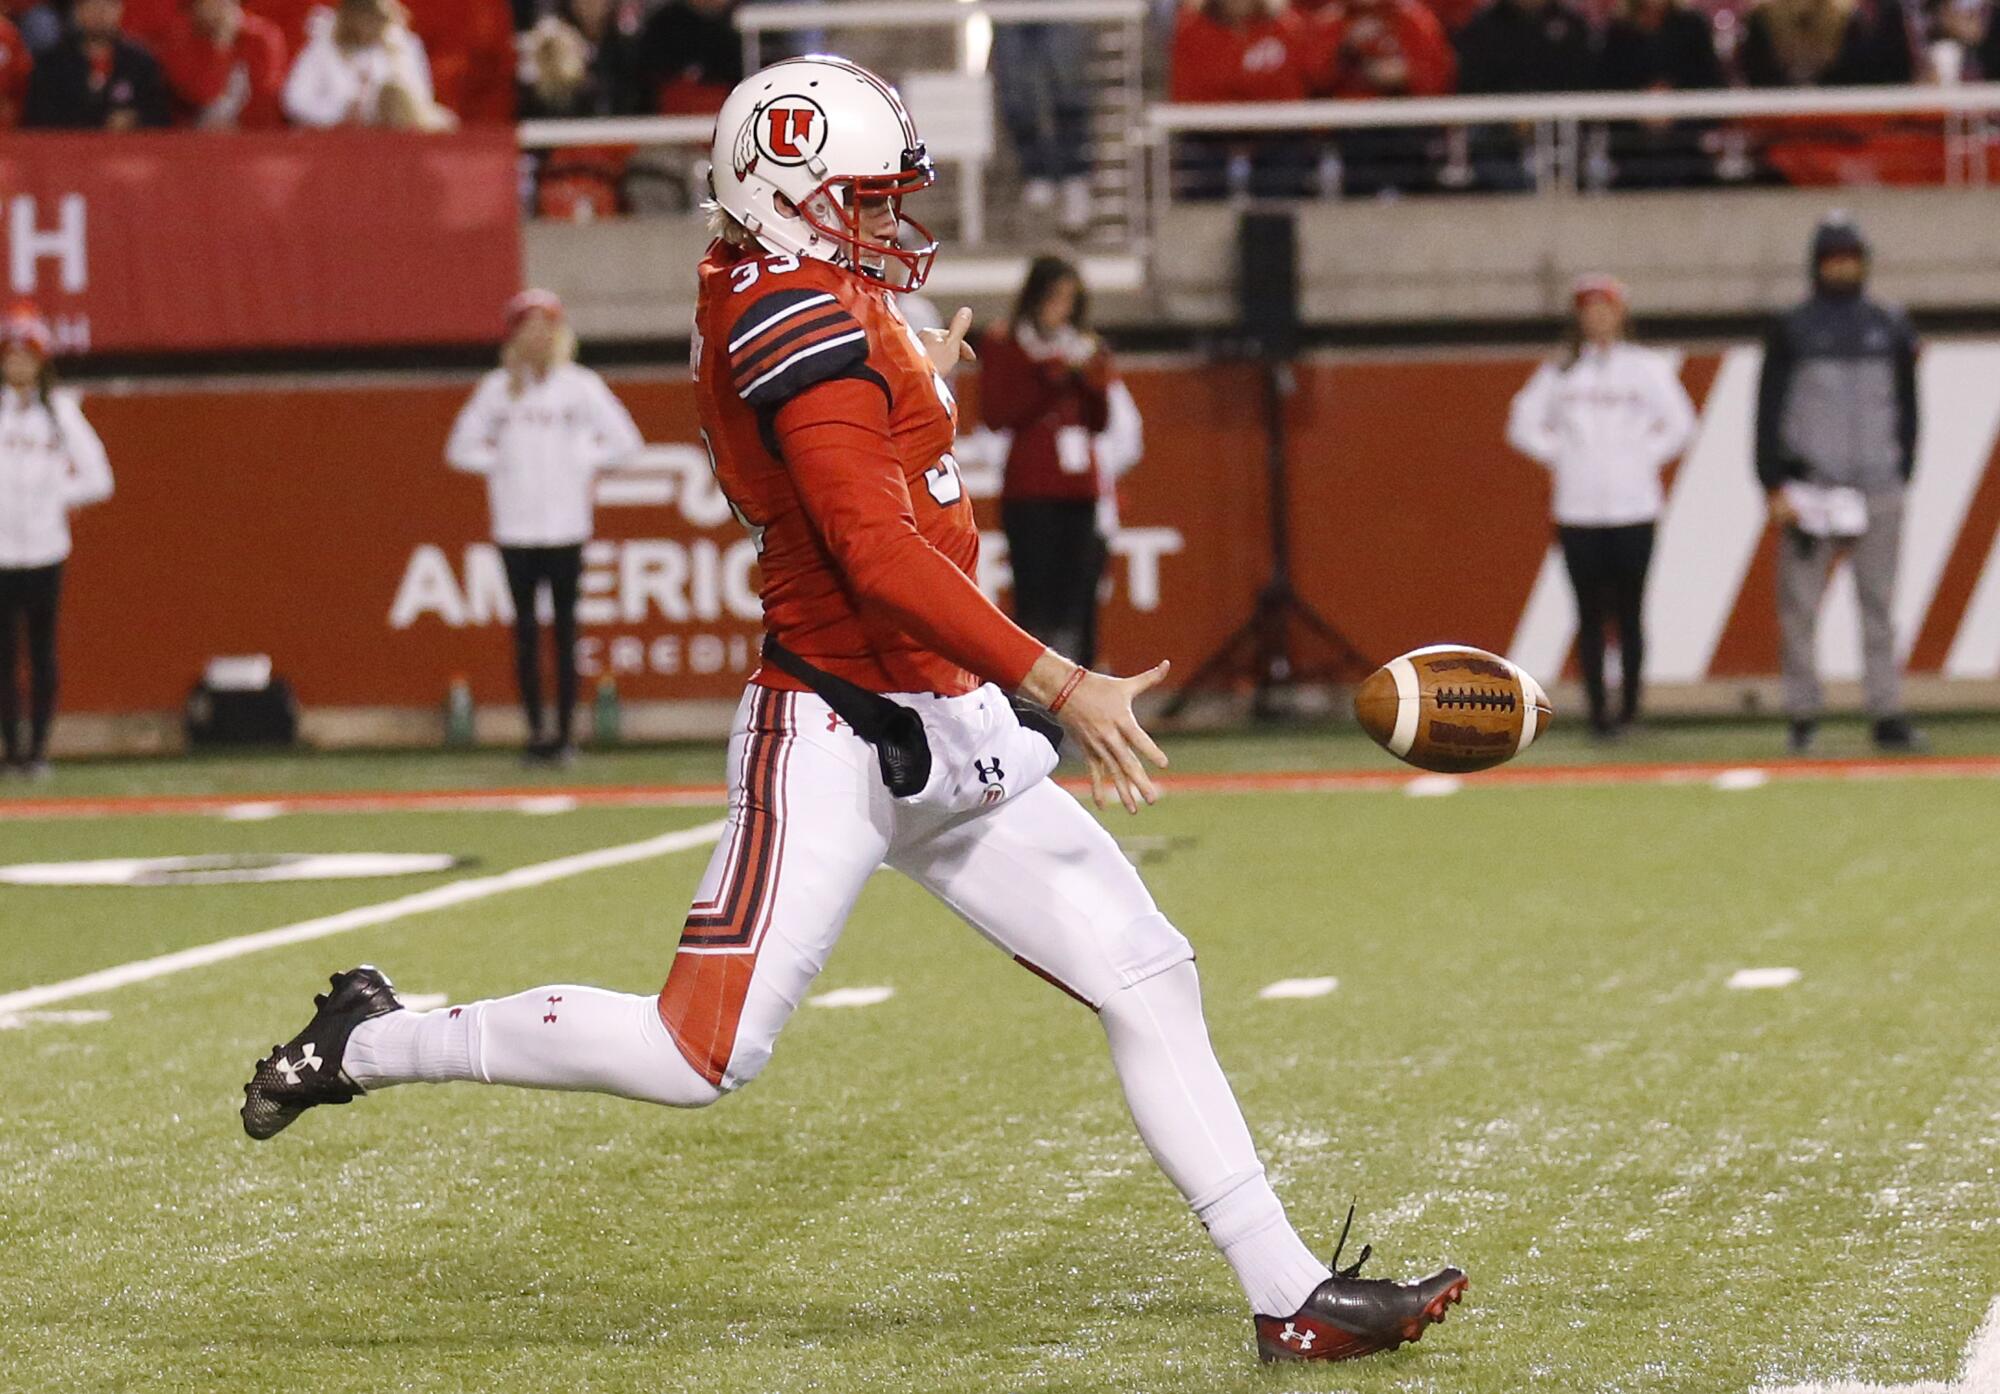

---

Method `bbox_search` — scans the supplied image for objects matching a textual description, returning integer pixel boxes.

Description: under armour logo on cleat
[1280,1322,1315,1351]
[274,1042,322,1085]
[543,995,563,1024]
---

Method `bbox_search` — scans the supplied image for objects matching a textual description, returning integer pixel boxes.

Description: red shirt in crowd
[1294,0,1456,97]
[120,0,181,48]
[1170,5,1312,103]
[401,0,516,123]
[0,14,29,127]
[244,0,319,51]
[980,324,1113,506]
[158,11,288,128]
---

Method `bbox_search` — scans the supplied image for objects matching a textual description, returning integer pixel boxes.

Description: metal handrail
[1148,84,2000,134]
[734,0,1147,30]
[517,115,716,151]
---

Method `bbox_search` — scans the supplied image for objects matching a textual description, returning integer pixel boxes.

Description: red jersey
[0,15,28,127]
[979,324,1112,505]
[1169,9,1312,103]
[158,13,289,129]
[691,242,1045,698]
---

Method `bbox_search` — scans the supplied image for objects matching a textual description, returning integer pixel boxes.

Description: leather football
[1354,645,1553,774]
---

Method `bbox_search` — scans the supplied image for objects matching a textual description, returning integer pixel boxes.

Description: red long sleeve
[774,379,1046,691]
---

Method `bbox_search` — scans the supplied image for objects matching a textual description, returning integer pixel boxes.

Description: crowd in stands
[0,0,746,131]
[1170,0,2000,189]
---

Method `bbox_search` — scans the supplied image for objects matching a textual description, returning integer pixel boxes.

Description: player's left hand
[920,307,977,377]
[1024,654,1172,815]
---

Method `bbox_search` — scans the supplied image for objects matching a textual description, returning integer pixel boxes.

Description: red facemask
[791,146,940,293]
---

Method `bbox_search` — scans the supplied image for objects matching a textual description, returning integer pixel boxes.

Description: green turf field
[4,724,1998,1393]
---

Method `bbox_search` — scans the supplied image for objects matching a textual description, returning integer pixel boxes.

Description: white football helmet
[708,56,939,291]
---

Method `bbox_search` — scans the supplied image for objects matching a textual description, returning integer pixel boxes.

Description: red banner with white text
[0,130,521,353]
[49,347,2000,715]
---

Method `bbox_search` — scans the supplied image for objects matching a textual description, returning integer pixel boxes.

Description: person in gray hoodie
[1754,212,1922,754]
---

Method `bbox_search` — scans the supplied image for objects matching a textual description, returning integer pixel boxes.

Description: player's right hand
[1025,654,1172,815]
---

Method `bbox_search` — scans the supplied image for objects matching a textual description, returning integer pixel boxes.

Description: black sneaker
[241,966,402,1140]
[1872,718,1926,753]
[1253,1208,1467,1363]
[1787,719,1819,755]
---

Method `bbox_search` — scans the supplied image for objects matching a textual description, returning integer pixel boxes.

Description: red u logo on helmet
[766,107,815,159]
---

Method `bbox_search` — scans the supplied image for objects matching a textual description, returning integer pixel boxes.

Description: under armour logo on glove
[974,758,1004,786]
[543,995,563,1024]
[275,1042,322,1085]
[1280,1322,1315,1351]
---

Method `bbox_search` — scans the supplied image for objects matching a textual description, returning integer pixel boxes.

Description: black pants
[1003,498,1106,669]
[500,544,583,747]
[0,562,63,764]
[1558,522,1655,730]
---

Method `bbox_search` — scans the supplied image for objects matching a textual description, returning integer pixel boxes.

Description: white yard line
[0,820,726,1016]
[1727,967,1803,990]
[808,986,895,1009]
[1260,977,1339,999]
[1755,1294,2000,1394]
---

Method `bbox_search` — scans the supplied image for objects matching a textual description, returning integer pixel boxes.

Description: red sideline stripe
[2,753,1999,821]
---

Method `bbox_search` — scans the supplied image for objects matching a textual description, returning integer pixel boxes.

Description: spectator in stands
[447,291,644,766]
[981,257,1122,668]
[1756,213,1922,754]
[283,0,453,128]
[1740,0,1914,84]
[1923,0,2000,79]
[401,0,512,123]
[518,0,644,119]
[1169,0,1314,199]
[1453,0,1593,189]
[1455,0,1595,92]
[1506,276,1697,737]
[994,24,1096,238]
[159,0,288,128]
[0,304,113,780]
[23,0,170,127]
[0,11,31,125]
[10,0,62,55]
[1295,0,1456,196]
[1598,0,1726,186]
[636,0,739,114]
[121,0,180,49]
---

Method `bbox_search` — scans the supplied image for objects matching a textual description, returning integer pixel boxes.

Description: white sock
[345,985,720,1108]
[1099,961,1330,1317]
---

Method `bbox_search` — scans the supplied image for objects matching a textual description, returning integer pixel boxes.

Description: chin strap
[1329,1202,1373,1280]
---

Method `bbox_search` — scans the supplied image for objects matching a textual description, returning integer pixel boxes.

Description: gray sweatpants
[1776,490,1905,719]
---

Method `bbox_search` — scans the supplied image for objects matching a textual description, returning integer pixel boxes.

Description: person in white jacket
[1507,275,1697,737]
[447,290,642,763]
[0,306,112,778]
[281,0,454,131]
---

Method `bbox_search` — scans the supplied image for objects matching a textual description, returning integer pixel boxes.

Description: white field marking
[400,993,450,1011]
[0,820,727,1017]
[0,1008,112,1030]
[515,795,580,816]
[1405,774,1464,798]
[1712,768,1772,792]
[1754,1294,2000,1394]
[808,986,894,1009]
[1259,977,1339,1000]
[1727,967,1802,990]
[220,802,287,822]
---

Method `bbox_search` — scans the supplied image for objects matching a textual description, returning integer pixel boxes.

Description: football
[1354,645,1553,774]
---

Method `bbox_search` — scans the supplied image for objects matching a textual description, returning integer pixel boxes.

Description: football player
[242,55,1465,1364]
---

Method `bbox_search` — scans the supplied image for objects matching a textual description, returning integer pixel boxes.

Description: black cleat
[1254,1207,1468,1363]
[241,966,402,1140]
[1872,717,1926,753]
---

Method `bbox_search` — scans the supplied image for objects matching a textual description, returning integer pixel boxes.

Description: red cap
[1,302,52,358]
[504,288,565,336]
[1572,274,1628,309]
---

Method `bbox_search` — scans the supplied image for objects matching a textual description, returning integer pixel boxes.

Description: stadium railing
[1146,85,2000,234]
[519,0,1149,244]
